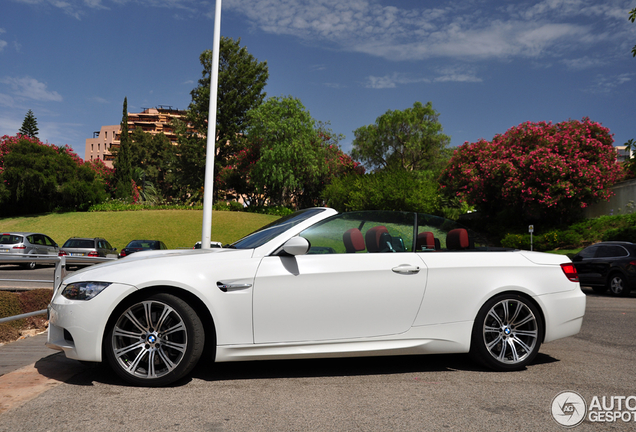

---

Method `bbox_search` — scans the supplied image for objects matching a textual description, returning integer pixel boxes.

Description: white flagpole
[201,0,222,249]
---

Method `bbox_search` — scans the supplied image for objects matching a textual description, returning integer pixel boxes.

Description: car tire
[607,273,630,297]
[104,293,204,386]
[470,293,543,371]
[21,262,36,270]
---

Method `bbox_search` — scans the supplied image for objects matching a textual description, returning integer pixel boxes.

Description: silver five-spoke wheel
[471,294,543,371]
[105,293,204,386]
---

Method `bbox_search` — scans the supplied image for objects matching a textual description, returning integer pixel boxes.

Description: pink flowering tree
[439,118,624,224]
[0,135,109,215]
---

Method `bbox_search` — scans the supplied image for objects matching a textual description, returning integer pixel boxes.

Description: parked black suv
[572,241,636,296]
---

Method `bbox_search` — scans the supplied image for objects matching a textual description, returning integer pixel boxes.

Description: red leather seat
[343,228,365,253]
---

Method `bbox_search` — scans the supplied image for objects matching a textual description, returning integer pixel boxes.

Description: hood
[63,247,253,286]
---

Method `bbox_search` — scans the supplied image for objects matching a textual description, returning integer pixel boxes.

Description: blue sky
[1,0,635,160]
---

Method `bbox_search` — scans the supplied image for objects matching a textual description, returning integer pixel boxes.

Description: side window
[27,235,36,244]
[299,211,415,254]
[43,236,55,246]
[597,246,628,258]
[578,246,597,259]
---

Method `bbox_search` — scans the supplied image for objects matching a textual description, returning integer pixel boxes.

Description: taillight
[13,245,26,250]
[561,263,579,282]
[88,251,99,257]
[58,250,68,256]
[120,250,127,257]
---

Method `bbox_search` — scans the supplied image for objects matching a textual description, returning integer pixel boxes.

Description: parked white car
[47,208,585,386]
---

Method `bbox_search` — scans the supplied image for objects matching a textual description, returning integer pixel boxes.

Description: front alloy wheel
[470,294,542,371]
[105,293,204,386]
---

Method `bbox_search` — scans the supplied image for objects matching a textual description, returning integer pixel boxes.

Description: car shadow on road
[39,352,562,388]
[193,351,561,383]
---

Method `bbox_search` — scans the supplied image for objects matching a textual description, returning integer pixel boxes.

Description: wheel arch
[102,285,217,361]
[471,290,546,345]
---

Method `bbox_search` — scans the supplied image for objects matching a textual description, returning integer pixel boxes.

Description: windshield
[231,208,327,249]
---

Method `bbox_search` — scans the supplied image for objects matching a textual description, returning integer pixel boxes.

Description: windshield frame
[230,208,329,250]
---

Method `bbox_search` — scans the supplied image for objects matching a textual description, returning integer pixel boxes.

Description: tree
[129,128,176,200]
[350,102,451,173]
[18,110,39,138]
[244,96,357,208]
[630,8,636,57]
[323,170,441,214]
[113,97,132,198]
[0,136,107,216]
[188,37,269,165]
[439,118,624,224]
[219,121,363,207]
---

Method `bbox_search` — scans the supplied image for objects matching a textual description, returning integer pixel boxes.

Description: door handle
[392,265,420,274]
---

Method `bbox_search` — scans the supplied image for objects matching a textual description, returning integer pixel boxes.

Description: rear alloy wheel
[608,273,630,297]
[21,262,36,270]
[105,293,204,386]
[470,294,542,371]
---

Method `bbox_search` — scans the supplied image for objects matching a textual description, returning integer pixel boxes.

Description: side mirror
[281,237,310,256]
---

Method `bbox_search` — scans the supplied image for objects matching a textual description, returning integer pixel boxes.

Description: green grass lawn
[0,210,279,251]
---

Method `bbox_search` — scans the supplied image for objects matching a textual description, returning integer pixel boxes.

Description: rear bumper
[537,287,586,343]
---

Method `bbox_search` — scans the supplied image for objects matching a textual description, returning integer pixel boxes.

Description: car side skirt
[214,321,473,362]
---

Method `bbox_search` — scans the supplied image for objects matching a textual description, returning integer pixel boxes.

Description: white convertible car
[47,208,585,386]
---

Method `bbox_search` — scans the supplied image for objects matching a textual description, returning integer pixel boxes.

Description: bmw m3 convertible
[47,208,585,386]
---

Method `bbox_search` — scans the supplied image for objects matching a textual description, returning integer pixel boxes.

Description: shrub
[501,229,582,251]
[245,205,294,216]
[602,226,636,242]
[19,289,52,312]
[0,291,25,329]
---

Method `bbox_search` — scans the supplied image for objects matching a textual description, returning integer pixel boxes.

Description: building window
[105,131,108,139]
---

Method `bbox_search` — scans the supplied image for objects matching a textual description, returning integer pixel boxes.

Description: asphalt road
[0,288,635,431]
[0,265,55,290]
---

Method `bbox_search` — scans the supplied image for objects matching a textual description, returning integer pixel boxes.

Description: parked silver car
[0,232,59,269]
[58,237,117,258]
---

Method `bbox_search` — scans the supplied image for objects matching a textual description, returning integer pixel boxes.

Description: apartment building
[85,106,186,168]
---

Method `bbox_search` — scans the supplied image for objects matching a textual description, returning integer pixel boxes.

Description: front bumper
[46,282,138,362]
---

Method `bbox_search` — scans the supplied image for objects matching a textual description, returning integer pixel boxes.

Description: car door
[252,211,428,344]
[42,235,58,255]
[573,245,599,285]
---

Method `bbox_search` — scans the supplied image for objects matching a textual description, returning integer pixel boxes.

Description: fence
[0,255,115,323]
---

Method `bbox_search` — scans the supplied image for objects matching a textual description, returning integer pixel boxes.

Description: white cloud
[587,73,633,94]
[0,40,7,51]
[89,96,109,104]
[364,73,430,89]
[0,93,15,107]
[433,67,482,83]
[224,0,630,63]
[562,56,605,70]
[0,76,63,102]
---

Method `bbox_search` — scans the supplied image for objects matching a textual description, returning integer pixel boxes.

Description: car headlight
[61,282,111,300]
